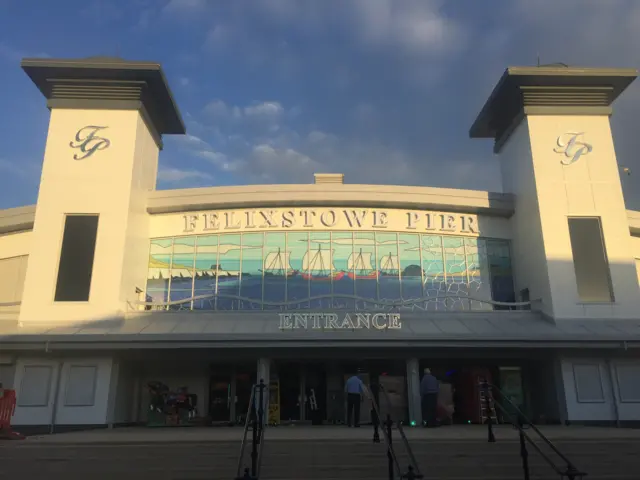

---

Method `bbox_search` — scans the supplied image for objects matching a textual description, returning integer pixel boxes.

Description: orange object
[0,389,24,440]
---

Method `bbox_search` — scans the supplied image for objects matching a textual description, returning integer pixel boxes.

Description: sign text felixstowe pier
[182,208,479,235]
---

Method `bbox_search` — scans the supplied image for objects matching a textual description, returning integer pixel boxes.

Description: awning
[1,310,639,350]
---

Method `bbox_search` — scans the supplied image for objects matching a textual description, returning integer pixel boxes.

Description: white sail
[379,254,399,272]
[302,249,335,272]
[264,251,293,273]
[348,251,374,271]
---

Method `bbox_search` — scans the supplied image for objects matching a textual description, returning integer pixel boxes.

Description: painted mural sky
[1,0,639,210]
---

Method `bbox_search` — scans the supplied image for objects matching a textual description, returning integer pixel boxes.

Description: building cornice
[0,205,35,235]
[470,65,637,152]
[147,184,516,217]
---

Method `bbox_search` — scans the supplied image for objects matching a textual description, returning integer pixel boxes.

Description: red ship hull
[301,271,346,281]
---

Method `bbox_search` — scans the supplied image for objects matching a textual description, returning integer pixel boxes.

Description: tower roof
[21,56,186,136]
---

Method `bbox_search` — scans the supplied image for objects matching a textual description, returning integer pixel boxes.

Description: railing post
[371,384,380,443]
[386,414,394,480]
[482,382,496,443]
[401,465,423,479]
[250,385,258,477]
[517,414,530,480]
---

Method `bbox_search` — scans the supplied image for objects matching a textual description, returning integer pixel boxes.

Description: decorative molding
[131,293,532,311]
[69,125,110,160]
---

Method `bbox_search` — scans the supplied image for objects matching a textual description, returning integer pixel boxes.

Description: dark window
[54,215,99,302]
[567,217,614,302]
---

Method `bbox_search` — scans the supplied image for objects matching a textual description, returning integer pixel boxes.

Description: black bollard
[386,414,394,480]
[517,415,530,480]
[483,383,496,443]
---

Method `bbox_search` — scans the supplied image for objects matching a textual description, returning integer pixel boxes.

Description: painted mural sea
[146,231,515,311]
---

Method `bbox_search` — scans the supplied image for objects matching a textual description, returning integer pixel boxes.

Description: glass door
[209,373,232,423]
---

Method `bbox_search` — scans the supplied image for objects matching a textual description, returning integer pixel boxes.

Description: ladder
[478,377,498,424]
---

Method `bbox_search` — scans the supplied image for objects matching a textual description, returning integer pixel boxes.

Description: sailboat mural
[347,249,377,280]
[301,246,345,281]
[379,252,400,276]
[261,248,298,277]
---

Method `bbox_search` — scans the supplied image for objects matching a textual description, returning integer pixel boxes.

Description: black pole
[250,385,258,477]
[518,414,530,480]
[257,379,265,444]
[386,414,394,480]
[483,382,496,443]
[371,384,380,443]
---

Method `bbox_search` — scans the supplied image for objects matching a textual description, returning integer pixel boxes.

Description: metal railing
[480,381,586,480]
[367,383,423,479]
[236,379,267,480]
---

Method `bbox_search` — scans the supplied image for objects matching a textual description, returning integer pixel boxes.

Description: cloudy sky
[1,0,639,210]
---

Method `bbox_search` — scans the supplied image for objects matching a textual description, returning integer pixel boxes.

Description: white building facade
[0,58,639,432]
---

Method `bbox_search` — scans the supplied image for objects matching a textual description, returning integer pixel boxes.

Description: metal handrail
[377,384,422,477]
[480,382,586,480]
[235,383,257,477]
[235,380,267,479]
[366,385,403,478]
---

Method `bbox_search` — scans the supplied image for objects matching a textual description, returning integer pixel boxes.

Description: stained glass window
[217,234,241,310]
[308,232,332,309]
[263,232,286,309]
[421,235,445,311]
[147,238,172,307]
[377,232,400,302]
[239,233,264,310]
[287,232,309,309]
[353,232,377,308]
[399,234,422,302]
[169,237,195,310]
[193,235,218,310]
[332,232,354,309]
[145,231,516,312]
[443,237,468,310]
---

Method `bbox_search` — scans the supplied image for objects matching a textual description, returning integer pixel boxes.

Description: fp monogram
[554,132,592,166]
[69,126,111,160]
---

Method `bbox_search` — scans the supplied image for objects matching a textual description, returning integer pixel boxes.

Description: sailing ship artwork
[301,246,345,281]
[148,235,437,308]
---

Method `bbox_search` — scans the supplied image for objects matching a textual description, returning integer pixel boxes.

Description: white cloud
[244,101,284,117]
[157,167,212,183]
[162,0,208,15]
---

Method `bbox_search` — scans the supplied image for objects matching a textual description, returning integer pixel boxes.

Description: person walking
[420,368,440,428]
[345,372,365,427]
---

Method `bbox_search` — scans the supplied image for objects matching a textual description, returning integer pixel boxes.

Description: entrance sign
[278,312,402,330]
[554,132,592,166]
[182,208,479,235]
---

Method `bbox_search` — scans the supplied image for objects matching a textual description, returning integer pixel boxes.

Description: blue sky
[1,0,640,210]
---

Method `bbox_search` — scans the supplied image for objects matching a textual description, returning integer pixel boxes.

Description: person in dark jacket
[420,368,440,427]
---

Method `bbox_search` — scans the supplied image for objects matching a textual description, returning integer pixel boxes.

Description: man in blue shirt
[420,368,440,427]
[345,372,365,427]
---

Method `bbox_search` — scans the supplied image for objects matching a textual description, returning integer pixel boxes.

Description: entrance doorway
[278,362,301,422]
[303,363,327,424]
[209,373,231,423]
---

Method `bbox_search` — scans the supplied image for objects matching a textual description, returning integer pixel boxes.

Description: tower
[471,66,639,319]
[18,57,185,325]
